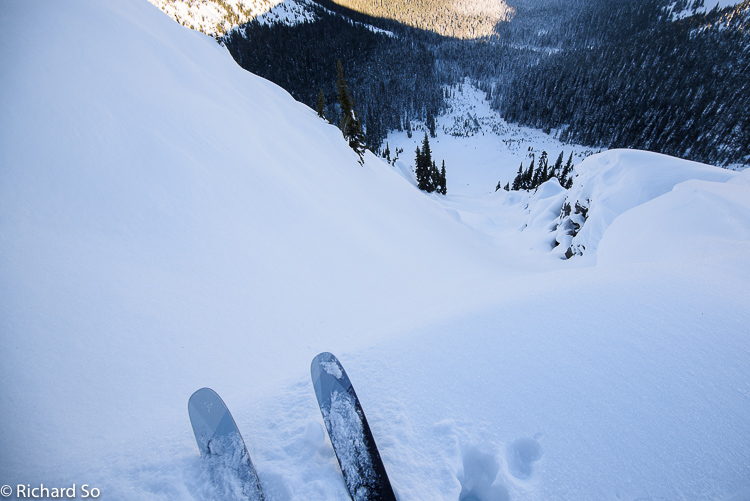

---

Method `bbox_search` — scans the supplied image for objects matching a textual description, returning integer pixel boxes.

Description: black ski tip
[311,351,338,370]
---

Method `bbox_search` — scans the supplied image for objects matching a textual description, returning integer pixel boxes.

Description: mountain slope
[146,0,284,34]
[0,0,503,483]
[1,1,749,500]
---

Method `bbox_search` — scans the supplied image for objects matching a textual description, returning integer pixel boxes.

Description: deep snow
[1,1,749,500]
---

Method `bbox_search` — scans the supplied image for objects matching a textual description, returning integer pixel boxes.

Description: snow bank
[598,167,750,265]
[554,149,736,258]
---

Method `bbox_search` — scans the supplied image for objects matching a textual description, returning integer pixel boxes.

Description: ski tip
[311,352,344,379]
[188,387,219,408]
[311,351,336,364]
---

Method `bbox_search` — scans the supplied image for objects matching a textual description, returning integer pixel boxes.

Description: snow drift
[554,149,736,258]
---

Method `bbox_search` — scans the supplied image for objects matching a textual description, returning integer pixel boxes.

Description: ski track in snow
[1,1,749,501]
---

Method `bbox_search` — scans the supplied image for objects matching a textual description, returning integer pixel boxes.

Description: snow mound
[598,167,750,265]
[553,149,737,258]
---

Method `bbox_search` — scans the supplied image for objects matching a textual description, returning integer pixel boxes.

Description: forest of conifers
[224,0,750,166]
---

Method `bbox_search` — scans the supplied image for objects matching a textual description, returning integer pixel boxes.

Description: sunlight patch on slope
[324,0,515,39]
[146,0,284,34]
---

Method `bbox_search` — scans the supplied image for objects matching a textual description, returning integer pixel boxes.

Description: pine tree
[416,133,434,192]
[383,142,391,163]
[538,151,549,185]
[316,88,326,120]
[336,60,366,163]
[523,155,535,190]
[440,160,447,195]
[427,113,436,138]
[561,152,574,188]
[512,162,523,191]
[415,145,426,190]
[336,60,353,130]
[553,151,565,180]
[430,160,439,193]
[532,163,541,189]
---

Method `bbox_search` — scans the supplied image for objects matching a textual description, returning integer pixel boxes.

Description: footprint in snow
[505,437,542,481]
[457,447,509,501]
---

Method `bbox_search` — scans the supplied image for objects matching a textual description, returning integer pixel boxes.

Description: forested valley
[223,0,750,166]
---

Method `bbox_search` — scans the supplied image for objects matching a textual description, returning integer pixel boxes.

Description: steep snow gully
[1,1,748,500]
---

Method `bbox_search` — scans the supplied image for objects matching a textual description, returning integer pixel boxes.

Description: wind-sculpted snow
[553,149,737,259]
[597,167,750,265]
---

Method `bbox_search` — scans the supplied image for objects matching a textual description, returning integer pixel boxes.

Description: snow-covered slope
[0,0,502,488]
[1,1,749,500]
[146,0,284,34]
[385,80,596,197]
[554,149,737,258]
[669,0,745,19]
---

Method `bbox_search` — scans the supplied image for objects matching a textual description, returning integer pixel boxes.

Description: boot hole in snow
[457,447,509,501]
[506,437,542,480]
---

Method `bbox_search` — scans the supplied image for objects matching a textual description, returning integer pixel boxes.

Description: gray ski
[188,387,264,501]
[311,352,396,501]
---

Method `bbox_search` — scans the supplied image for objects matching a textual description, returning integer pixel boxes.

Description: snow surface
[669,0,745,19]
[385,80,598,198]
[558,149,737,257]
[246,0,394,36]
[1,1,749,500]
[146,0,285,34]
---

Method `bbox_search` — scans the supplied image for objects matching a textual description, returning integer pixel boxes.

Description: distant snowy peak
[146,0,284,34]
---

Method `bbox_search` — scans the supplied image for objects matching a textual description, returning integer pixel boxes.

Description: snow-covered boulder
[523,178,568,252]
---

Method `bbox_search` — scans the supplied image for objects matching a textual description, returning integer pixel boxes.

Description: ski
[311,352,396,501]
[188,387,264,501]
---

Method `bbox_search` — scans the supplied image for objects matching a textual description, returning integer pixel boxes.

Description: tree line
[222,0,749,170]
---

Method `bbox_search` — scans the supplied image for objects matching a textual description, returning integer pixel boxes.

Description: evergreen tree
[416,133,434,192]
[561,152,574,188]
[316,88,326,120]
[538,151,549,184]
[383,142,391,162]
[415,145,426,190]
[512,162,523,191]
[335,60,366,163]
[532,163,541,188]
[336,60,353,129]
[430,160,439,193]
[523,155,535,190]
[440,160,447,195]
[427,113,436,138]
[553,151,565,180]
